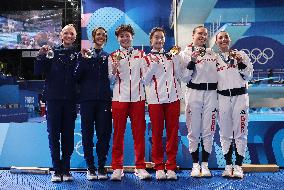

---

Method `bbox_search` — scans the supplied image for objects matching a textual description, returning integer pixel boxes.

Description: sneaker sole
[98,176,108,180]
[201,173,212,177]
[110,173,124,181]
[62,177,74,182]
[51,179,62,183]
[110,178,121,181]
[156,177,167,180]
[134,173,151,180]
[190,173,201,177]
[87,176,98,180]
[167,177,177,180]
[233,175,244,179]
[222,174,233,178]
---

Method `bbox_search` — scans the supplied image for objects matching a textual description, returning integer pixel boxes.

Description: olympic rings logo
[74,132,97,157]
[74,133,84,156]
[241,48,274,65]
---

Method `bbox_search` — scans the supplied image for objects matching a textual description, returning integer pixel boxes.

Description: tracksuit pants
[148,100,180,170]
[80,100,112,170]
[46,100,76,174]
[111,101,146,169]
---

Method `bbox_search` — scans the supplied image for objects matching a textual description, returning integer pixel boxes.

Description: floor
[0,169,283,190]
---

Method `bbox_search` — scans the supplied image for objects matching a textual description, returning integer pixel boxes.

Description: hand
[112,59,120,75]
[191,50,200,61]
[38,45,50,55]
[81,48,93,59]
[230,50,243,63]
[235,54,243,63]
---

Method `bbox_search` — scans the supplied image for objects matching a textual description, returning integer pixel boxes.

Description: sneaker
[62,172,74,181]
[222,165,233,178]
[134,169,151,180]
[166,170,177,180]
[201,162,211,177]
[155,170,167,180]
[98,167,108,180]
[86,169,97,181]
[51,172,62,182]
[233,165,244,179]
[110,169,124,181]
[190,163,201,177]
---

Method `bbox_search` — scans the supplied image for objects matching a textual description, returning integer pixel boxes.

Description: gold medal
[169,46,180,56]
[113,51,123,62]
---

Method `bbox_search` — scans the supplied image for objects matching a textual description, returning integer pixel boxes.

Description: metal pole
[174,0,178,46]
[64,0,67,26]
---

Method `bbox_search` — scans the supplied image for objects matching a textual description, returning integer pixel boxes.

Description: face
[93,28,107,48]
[117,31,133,49]
[151,31,165,51]
[60,26,77,46]
[216,32,231,50]
[192,27,207,47]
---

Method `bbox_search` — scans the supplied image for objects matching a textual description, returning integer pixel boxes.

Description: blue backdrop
[0,114,284,168]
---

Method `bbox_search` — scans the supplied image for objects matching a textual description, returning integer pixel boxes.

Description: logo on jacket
[70,54,76,60]
[212,108,218,113]
[240,110,246,114]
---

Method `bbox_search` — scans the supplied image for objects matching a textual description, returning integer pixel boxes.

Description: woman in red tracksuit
[143,27,184,180]
[108,24,151,181]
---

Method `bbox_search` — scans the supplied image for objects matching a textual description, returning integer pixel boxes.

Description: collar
[151,48,165,54]
[119,46,134,52]
[60,44,74,50]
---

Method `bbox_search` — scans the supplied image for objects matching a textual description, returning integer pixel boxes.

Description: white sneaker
[51,172,62,182]
[62,172,74,181]
[190,163,201,177]
[110,169,124,181]
[166,170,177,180]
[233,165,244,179]
[97,168,108,180]
[201,162,211,177]
[155,170,167,180]
[222,165,233,177]
[134,169,151,180]
[86,170,97,180]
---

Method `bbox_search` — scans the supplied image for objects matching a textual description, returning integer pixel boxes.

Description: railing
[251,69,284,84]
[208,15,250,38]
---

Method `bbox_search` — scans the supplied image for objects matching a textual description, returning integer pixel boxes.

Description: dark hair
[192,25,207,34]
[92,27,107,43]
[149,27,166,46]
[149,27,166,40]
[215,31,229,41]
[115,24,134,37]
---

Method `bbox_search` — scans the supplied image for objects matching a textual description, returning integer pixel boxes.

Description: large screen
[0,10,62,49]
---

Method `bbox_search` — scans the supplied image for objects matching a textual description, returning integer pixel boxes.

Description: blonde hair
[61,24,77,36]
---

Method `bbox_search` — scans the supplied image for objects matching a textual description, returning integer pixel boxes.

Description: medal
[169,46,180,56]
[85,49,93,59]
[192,45,206,57]
[113,51,123,62]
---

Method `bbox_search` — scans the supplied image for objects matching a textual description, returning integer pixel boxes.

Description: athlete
[215,31,253,179]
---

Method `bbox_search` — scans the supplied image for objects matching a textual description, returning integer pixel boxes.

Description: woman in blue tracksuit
[74,27,112,180]
[34,24,78,182]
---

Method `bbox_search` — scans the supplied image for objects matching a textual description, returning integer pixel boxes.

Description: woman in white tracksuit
[215,31,253,179]
[179,26,218,177]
